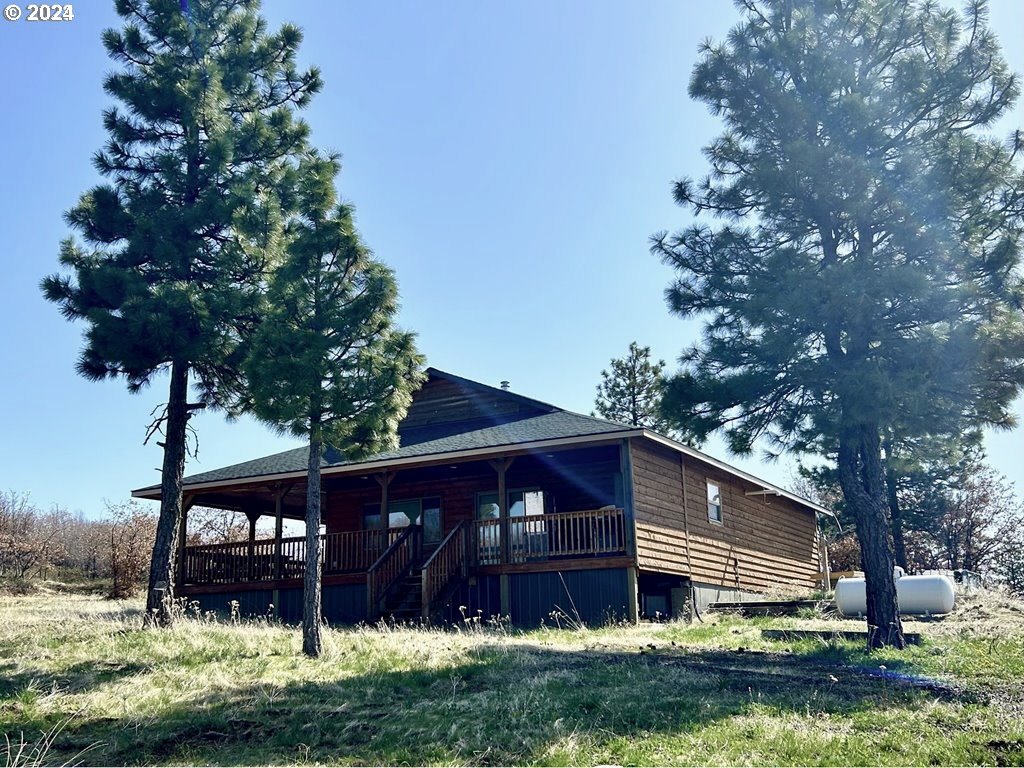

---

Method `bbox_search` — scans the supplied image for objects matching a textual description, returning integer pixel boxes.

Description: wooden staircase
[380,568,426,621]
[368,521,469,623]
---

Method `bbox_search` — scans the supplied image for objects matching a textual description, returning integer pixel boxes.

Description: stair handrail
[367,525,421,620]
[420,521,469,621]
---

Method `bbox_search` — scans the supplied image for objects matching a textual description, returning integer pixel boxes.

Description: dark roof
[131,368,825,514]
[175,410,631,487]
[135,369,634,490]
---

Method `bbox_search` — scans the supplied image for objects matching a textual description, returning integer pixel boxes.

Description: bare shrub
[827,534,862,572]
[0,491,66,583]
[187,506,258,544]
[108,501,157,599]
[991,528,1024,596]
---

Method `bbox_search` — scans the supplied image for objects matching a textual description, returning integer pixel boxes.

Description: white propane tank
[835,568,955,617]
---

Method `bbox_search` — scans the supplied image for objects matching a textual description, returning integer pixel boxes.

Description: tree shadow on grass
[0,659,152,700]
[36,641,982,766]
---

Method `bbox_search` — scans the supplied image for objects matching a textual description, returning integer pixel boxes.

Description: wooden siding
[398,375,551,433]
[322,447,621,540]
[631,439,819,594]
[186,569,629,628]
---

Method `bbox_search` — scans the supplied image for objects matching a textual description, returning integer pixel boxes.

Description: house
[132,368,827,625]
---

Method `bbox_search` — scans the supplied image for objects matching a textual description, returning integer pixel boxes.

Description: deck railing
[367,525,421,619]
[182,508,628,586]
[183,540,255,585]
[182,528,399,585]
[472,507,627,566]
[421,521,468,620]
[324,529,394,574]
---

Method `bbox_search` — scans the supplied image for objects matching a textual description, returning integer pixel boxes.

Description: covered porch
[165,442,637,623]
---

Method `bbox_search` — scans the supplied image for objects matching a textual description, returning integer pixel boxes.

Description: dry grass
[1,590,1022,765]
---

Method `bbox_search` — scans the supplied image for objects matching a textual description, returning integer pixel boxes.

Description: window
[707,481,722,523]
[475,493,501,565]
[476,489,546,564]
[509,490,545,518]
[422,497,442,543]
[363,496,443,543]
[477,490,545,521]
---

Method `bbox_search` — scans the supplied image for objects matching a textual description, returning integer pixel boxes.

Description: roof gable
[397,369,560,445]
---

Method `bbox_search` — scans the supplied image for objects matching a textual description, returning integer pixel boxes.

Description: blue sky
[1,1,1022,519]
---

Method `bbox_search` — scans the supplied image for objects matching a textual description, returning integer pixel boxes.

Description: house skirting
[181,566,633,628]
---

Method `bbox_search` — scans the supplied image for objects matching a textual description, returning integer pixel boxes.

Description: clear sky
[1,1,1022,519]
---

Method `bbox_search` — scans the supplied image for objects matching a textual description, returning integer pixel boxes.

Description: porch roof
[130,368,828,517]
[132,408,634,494]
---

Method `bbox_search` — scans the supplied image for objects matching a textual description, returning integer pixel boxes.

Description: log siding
[322,447,621,540]
[631,439,819,594]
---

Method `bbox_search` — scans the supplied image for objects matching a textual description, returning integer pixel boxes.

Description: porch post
[245,511,259,581]
[620,439,637,559]
[490,457,515,617]
[175,494,195,587]
[620,439,640,624]
[497,460,509,565]
[626,567,639,624]
[375,470,395,542]
[273,485,287,580]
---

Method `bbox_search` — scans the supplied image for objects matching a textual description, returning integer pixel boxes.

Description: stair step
[390,610,421,619]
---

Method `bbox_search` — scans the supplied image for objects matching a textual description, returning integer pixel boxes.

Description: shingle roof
[130,368,826,514]
[171,410,632,487]
[133,369,635,491]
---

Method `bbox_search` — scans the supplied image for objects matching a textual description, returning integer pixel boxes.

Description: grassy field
[1,589,1022,766]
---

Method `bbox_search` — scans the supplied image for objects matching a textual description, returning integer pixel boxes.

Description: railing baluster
[467,508,626,562]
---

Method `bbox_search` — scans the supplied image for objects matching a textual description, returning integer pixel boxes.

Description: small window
[707,481,722,523]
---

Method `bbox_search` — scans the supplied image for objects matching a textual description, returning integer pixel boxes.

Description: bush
[108,501,157,599]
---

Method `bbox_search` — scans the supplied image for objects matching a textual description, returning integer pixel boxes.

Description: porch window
[476,489,545,522]
[363,496,443,543]
[422,497,442,543]
[707,481,723,523]
[476,489,546,564]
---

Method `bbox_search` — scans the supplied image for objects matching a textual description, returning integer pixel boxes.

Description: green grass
[1,592,1022,766]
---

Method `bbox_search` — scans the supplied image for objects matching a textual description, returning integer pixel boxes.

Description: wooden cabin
[132,369,826,626]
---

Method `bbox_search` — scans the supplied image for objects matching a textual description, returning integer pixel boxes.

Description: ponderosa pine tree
[41,0,320,625]
[593,342,675,434]
[801,428,983,572]
[241,152,424,657]
[652,0,1024,648]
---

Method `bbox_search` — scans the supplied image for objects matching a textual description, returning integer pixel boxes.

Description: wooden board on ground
[761,628,922,645]
[708,599,829,617]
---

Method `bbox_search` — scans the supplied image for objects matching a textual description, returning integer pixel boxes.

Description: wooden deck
[180,508,628,589]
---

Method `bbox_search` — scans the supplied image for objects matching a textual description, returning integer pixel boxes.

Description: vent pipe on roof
[500,380,510,391]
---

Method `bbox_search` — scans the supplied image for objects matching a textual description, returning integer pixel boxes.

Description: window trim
[706,480,723,525]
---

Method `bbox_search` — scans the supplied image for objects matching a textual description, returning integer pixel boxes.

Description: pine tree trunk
[302,429,324,657]
[837,421,906,649]
[144,359,189,627]
[884,458,908,571]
